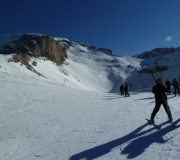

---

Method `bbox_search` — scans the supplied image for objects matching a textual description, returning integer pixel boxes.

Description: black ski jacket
[152,84,167,102]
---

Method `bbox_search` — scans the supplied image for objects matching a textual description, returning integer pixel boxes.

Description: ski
[169,121,177,127]
[146,119,161,129]
[146,118,177,128]
[160,120,177,128]
[160,119,177,128]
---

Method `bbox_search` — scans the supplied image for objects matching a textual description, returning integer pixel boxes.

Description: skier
[150,78,172,123]
[124,82,129,97]
[172,78,179,96]
[119,84,124,96]
[165,79,171,94]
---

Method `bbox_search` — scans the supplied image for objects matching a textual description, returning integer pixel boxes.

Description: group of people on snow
[119,77,180,124]
[119,83,129,97]
[165,78,180,96]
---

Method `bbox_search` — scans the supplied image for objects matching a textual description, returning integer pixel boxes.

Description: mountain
[1,34,180,160]
[135,47,180,87]
[134,47,180,59]
[0,33,180,92]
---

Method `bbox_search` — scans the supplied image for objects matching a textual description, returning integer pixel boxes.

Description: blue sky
[1,0,180,56]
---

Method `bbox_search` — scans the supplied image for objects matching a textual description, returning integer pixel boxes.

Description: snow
[0,75,180,160]
[0,35,180,160]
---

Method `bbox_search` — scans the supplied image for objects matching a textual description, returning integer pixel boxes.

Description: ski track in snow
[0,78,180,160]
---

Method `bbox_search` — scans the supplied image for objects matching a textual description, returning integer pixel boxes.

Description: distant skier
[124,82,129,97]
[165,79,171,94]
[150,78,172,124]
[172,78,179,96]
[119,84,124,96]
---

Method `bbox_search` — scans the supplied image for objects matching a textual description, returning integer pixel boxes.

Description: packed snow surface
[0,57,180,160]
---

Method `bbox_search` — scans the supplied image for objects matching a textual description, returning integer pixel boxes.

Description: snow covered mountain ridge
[0,33,180,92]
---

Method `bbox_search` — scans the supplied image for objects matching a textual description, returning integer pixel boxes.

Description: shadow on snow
[69,118,180,160]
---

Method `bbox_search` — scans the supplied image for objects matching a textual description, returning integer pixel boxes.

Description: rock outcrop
[0,34,67,65]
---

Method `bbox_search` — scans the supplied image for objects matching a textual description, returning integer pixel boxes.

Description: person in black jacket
[172,78,179,96]
[165,79,171,94]
[119,84,125,96]
[150,78,172,123]
[124,82,129,97]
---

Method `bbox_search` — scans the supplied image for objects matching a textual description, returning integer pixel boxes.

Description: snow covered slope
[0,71,180,160]
[63,43,142,92]
[0,33,143,92]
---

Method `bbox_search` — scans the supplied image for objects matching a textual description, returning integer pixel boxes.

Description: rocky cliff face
[0,34,67,65]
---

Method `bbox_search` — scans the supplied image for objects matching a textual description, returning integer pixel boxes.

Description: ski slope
[0,34,180,160]
[0,72,180,160]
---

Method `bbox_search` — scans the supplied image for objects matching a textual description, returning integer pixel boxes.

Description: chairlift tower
[137,65,169,83]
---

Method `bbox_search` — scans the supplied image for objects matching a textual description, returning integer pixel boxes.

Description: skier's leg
[162,101,172,120]
[174,87,176,96]
[169,86,171,94]
[168,86,170,94]
[124,90,127,96]
[151,102,161,120]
